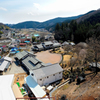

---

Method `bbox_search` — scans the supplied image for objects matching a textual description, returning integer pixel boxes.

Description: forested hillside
[0,23,10,35]
[6,15,82,29]
[54,9,100,43]
[0,23,9,30]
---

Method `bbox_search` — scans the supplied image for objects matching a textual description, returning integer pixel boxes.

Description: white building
[0,56,12,74]
[0,74,15,100]
[25,75,47,99]
[30,63,63,86]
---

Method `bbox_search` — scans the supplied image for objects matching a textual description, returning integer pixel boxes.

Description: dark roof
[32,63,63,79]
[22,56,42,70]
[16,51,28,60]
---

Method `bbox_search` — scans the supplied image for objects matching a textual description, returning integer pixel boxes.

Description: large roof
[44,41,53,46]
[22,56,42,70]
[16,51,28,60]
[0,60,10,71]
[25,75,46,98]
[4,56,12,62]
[32,63,63,79]
[0,74,15,100]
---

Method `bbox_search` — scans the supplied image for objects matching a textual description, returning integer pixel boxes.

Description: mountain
[54,8,100,43]
[0,23,9,30]
[76,9,100,23]
[6,15,82,29]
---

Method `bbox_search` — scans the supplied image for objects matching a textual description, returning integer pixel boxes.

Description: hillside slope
[76,9,100,23]
[6,15,82,29]
[0,23,9,30]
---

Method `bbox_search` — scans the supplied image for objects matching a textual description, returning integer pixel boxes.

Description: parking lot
[4,56,26,75]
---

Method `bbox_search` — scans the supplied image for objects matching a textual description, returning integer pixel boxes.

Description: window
[40,79,42,81]
[47,76,49,78]
[59,72,61,74]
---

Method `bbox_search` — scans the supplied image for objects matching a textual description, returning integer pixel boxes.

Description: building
[15,51,45,73]
[53,43,61,48]
[0,74,16,100]
[30,63,63,86]
[32,41,61,51]
[25,75,48,100]
[62,41,69,46]
[32,44,44,51]
[43,41,53,49]
[0,56,12,74]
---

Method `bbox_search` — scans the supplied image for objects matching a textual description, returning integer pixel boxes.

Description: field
[52,71,100,100]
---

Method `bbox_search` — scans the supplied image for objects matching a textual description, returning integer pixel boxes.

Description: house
[19,43,27,46]
[0,74,15,100]
[32,44,44,51]
[0,56,12,74]
[15,51,33,61]
[43,41,53,49]
[2,45,9,52]
[26,36,31,41]
[30,63,63,86]
[19,38,26,43]
[15,51,44,73]
[32,41,61,51]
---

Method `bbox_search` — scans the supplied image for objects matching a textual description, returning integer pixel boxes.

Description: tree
[55,23,61,31]
[63,44,73,54]
[86,36,100,74]
[32,36,36,42]
[40,36,45,42]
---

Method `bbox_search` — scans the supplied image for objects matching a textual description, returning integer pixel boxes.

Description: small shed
[62,41,69,46]
[53,43,61,48]
[0,57,12,74]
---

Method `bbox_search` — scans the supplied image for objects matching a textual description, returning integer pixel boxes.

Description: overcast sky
[0,0,100,24]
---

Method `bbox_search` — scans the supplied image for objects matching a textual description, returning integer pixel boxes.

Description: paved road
[4,56,26,75]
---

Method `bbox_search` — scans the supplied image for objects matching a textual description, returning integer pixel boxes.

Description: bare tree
[86,36,100,74]
[79,49,87,65]
[63,44,73,54]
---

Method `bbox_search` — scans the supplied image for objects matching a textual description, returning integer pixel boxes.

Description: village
[0,28,100,100]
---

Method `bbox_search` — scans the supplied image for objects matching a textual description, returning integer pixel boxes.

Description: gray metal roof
[16,51,28,60]
[22,56,42,70]
[36,44,43,49]
[32,63,63,79]
[44,41,53,46]
[53,43,61,47]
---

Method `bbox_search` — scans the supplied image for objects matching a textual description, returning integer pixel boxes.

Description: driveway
[35,51,62,64]
[4,56,26,75]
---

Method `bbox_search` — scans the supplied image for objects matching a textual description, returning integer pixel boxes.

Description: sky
[0,0,100,24]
